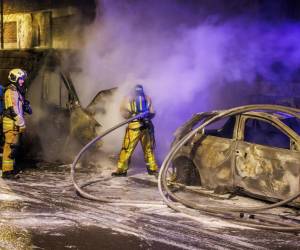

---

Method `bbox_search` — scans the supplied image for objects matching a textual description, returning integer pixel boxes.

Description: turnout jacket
[120,95,155,129]
[3,84,25,130]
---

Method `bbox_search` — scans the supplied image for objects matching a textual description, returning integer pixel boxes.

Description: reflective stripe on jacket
[121,95,154,129]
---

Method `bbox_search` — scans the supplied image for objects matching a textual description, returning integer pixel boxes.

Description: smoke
[26,67,82,163]
[72,0,300,162]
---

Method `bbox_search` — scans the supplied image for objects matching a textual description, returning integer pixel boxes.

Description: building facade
[1,0,96,49]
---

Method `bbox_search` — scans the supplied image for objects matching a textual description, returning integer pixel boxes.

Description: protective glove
[137,111,150,120]
[138,111,155,120]
[23,100,32,115]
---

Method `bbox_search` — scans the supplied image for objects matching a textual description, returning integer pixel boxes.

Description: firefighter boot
[147,168,158,177]
[111,169,127,177]
[2,170,20,180]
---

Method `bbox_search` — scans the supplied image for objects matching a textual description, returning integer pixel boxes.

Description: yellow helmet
[8,68,27,83]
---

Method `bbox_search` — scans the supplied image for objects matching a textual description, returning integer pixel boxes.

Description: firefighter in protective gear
[2,69,30,179]
[112,84,158,177]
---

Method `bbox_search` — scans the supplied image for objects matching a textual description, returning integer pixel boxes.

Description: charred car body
[172,105,300,205]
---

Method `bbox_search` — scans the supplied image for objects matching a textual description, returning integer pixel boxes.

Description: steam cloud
[73,0,300,163]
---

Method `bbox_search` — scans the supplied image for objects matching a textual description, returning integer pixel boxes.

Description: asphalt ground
[0,161,300,249]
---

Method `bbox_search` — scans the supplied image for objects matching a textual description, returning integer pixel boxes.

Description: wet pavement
[0,160,300,249]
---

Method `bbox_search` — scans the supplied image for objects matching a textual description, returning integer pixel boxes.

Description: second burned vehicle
[171,105,300,205]
[0,50,113,163]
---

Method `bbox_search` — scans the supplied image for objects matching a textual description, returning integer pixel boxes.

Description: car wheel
[173,156,201,186]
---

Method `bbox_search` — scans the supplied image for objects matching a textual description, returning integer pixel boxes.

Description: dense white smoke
[72,0,300,162]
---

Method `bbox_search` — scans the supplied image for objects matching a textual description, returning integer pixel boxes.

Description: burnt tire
[173,157,201,186]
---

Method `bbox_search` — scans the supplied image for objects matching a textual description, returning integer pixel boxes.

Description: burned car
[172,105,300,205]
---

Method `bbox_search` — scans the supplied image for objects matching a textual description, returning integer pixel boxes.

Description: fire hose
[72,104,300,231]
[71,111,162,205]
[158,104,300,232]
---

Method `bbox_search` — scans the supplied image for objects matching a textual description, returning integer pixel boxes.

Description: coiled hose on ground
[71,111,162,205]
[158,104,300,232]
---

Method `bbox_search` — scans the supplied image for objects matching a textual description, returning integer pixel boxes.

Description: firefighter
[2,69,32,179]
[112,84,158,177]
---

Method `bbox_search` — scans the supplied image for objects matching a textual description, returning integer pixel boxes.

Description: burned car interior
[204,116,236,139]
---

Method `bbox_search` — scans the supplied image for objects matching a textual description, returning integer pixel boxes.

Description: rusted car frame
[173,106,300,205]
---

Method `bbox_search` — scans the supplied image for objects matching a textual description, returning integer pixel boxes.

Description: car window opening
[282,117,300,135]
[204,116,236,139]
[244,119,290,149]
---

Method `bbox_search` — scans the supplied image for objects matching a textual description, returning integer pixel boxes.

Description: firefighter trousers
[2,130,19,173]
[117,127,157,172]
